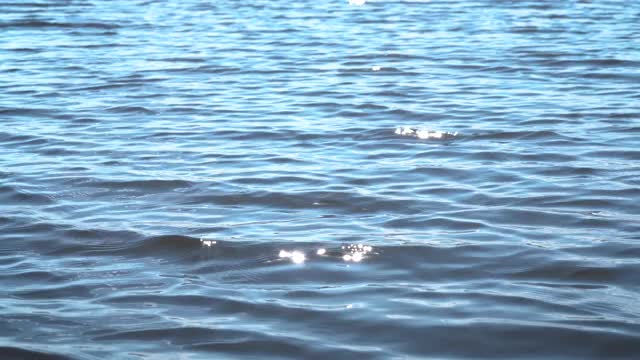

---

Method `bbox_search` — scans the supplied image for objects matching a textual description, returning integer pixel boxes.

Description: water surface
[1,0,640,358]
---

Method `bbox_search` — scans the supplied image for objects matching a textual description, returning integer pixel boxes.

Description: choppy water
[1,0,640,358]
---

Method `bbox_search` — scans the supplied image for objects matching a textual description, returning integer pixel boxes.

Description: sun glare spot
[279,249,306,264]
[279,244,374,264]
[291,251,306,264]
[279,250,291,258]
[201,239,216,247]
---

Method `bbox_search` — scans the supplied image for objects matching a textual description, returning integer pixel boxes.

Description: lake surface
[1,0,639,358]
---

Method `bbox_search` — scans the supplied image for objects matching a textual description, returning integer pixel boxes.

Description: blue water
[1,0,640,358]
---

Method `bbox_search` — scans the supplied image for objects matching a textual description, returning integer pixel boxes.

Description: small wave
[126,235,203,256]
[105,106,156,115]
[72,83,144,92]
[0,20,120,30]
[183,189,413,213]
[84,179,194,194]
[49,234,206,259]
[582,150,640,160]
[0,347,71,360]
[473,130,570,141]
[385,216,485,231]
[581,72,640,81]
[231,175,326,187]
[159,64,239,74]
[0,132,40,144]
[5,47,41,53]
[0,107,52,116]
[355,103,388,110]
[0,185,53,205]
[15,284,95,300]
[541,59,640,68]
[153,57,208,63]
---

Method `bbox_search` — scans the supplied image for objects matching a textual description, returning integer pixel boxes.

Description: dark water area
[1,0,640,358]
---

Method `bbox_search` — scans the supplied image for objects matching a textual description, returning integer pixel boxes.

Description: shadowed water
[1,0,640,358]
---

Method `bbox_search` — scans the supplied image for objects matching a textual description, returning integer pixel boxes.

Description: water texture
[1,0,639,358]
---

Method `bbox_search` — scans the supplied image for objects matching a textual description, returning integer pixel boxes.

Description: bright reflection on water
[278,249,307,264]
[200,239,217,247]
[278,244,376,264]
